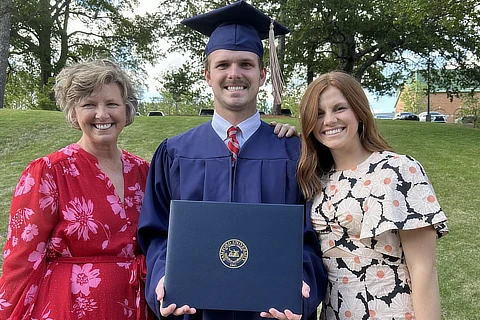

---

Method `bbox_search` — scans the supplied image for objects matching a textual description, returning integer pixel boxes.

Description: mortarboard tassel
[269,19,284,106]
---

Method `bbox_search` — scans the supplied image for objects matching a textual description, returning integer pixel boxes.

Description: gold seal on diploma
[219,239,248,268]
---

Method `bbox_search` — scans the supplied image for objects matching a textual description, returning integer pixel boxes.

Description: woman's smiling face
[313,85,361,153]
[74,83,127,148]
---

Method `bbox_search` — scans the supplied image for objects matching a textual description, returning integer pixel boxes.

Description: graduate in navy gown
[137,1,327,319]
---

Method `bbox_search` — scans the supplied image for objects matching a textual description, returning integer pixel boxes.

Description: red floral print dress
[0,144,153,319]
[312,151,448,320]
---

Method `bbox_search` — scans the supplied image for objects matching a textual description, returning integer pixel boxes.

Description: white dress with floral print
[311,151,448,320]
[0,144,153,319]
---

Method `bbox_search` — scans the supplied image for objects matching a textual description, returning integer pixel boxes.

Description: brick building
[394,71,480,123]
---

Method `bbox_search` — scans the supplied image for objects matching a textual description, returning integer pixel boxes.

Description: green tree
[0,0,12,109]
[459,93,480,128]
[400,79,427,114]
[282,0,480,91]
[280,82,306,117]
[151,0,480,96]
[8,0,164,109]
[156,63,210,115]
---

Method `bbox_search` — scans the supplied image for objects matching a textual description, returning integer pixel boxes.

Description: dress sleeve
[0,157,59,318]
[360,154,448,245]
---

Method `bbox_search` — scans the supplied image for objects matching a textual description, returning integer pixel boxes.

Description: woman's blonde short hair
[54,59,139,129]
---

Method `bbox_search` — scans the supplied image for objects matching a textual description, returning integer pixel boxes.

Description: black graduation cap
[181,0,290,57]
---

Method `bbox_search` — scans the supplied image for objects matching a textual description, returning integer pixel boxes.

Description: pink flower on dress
[24,284,38,306]
[14,172,35,197]
[107,195,125,218]
[21,223,39,242]
[117,244,135,269]
[130,183,145,213]
[60,145,77,156]
[41,156,51,168]
[118,298,134,318]
[28,242,47,270]
[72,295,98,318]
[63,197,98,240]
[123,158,134,173]
[0,284,12,310]
[71,264,101,295]
[64,162,80,177]
[9,207,35,230]
[39,173,58,213]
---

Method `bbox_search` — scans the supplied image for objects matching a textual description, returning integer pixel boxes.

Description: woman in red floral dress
[0,59,154,319]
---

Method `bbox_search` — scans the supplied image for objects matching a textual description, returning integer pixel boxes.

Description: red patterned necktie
[227,126,240,162]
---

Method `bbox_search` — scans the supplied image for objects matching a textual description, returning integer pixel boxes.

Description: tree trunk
[38,0,53,88]
[0,0,13,109]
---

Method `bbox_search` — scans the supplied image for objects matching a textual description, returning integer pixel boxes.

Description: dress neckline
[330,151,378,175]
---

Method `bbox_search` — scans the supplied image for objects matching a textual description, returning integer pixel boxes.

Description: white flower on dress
[373,233,402,258]
[39,173,58,213]
[383,190,408,223]
[389,292,414,319]
[341,162,368,180]
[28,242,47,270]
[407,183,441,216]
[361,198,382,238]
[336,198,363,237]
[14,172,35,197]
[398,158,428,185]
[367,298,390,319]
[365,265,395,297]
[71,264,101,295]
[351,177,372,199]
[369,168,398,198]
[21,223,39,242]
[63,197,98,241]
[338,295,365,319]
[336,268,362,301]
[328,178,350,204]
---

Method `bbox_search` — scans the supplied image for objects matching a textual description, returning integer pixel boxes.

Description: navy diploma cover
[164,200,304,313]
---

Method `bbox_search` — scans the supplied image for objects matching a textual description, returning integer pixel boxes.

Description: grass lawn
[1,109,479,319]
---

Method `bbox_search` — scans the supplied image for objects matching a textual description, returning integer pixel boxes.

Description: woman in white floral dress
[297,72,447,320]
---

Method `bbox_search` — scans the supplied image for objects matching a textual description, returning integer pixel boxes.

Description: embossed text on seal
[219,239,249,268]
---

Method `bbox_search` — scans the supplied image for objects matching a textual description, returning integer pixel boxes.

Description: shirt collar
[212,111,261,146]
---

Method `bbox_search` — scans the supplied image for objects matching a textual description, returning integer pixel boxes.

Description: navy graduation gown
[138,121,327,320]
